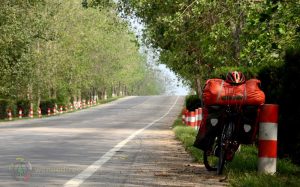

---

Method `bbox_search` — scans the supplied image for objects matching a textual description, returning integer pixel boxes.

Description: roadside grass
[173,119,203,161]
[98,97,120,104]
[0,97,121,122]
[172,118,300,187]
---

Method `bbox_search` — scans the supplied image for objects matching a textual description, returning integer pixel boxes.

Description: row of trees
[0,0,165,109]
[118,1,300,164]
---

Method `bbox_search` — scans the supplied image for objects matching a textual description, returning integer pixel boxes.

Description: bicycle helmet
[225,71,246,84]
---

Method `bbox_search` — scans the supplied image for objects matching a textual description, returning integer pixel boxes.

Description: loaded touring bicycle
[194,71,265,174]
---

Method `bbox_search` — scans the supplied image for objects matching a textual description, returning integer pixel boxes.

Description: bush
[0,100,9,119]
[258,65,283,103]
[56,92,69,109]
[279,46,300,165]
[185,95,202,111]
[39,99,57,115]
[16,99,31,117]
[0,99,16,119]
[258,46,300,165]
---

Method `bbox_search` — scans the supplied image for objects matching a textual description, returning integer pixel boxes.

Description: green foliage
[0,100,10,119]
[278,46,300,165]
[0,0,164,111]
[118,0,300,94]
[258,65,283,103]
[56,89,70,108]
[16,99,31,117]
[185,95,202,111]
[228,149,300,187]
[227,146,258,173]
[39,99,56,115]
[87,0,113,9]
[277,159,300,175]
[229,172,300,187]
[0,99,16,119]
[174,125,197,147]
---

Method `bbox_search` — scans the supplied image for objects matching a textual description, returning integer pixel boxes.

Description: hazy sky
[160,65,190,96]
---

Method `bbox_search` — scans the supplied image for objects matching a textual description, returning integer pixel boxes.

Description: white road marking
[64,96,179,187]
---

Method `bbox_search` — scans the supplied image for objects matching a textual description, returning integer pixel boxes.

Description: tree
[118,0,300,94]
[0,0,165,107]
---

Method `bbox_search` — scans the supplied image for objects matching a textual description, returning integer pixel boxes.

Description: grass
[98,97,120,104]
[173,119,204,161]
[172,117,300,187]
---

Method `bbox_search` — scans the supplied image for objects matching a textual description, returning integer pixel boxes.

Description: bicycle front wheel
[217,139,226,175]
[203,137,218,171]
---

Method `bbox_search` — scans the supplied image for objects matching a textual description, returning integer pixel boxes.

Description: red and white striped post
[38,107,42,118]
[7,109,12,121]
[29,108,33,118]
[19,109,23,119]
[189,111,196,129]
[47,108,51,116]
[196,108,203,131]
[53,107,57,115]
[197,107,208,139]
[185,110,190,125]
[64,106,68,113]
[59,106,63,114]
[182,108,186,124]
[195,109,199,130]
[258,104,279,174]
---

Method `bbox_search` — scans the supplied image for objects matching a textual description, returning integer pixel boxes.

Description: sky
[159,64,190,96]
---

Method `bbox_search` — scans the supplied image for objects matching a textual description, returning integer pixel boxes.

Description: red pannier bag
[203,79,265,106]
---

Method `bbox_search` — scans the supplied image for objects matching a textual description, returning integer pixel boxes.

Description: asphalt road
[0,96,226,187]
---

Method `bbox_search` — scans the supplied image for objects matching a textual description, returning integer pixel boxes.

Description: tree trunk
[118,81,123,96]
[232,2,244,66]
[37,88,41,109]
[124,85,127,96]
[27,84,33,101]
[104,89,107,100]
[112,85,116,97]
[195,78,202,96]
[78,90,81,104]
[233,21,241,65]
[195,58,203,96]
